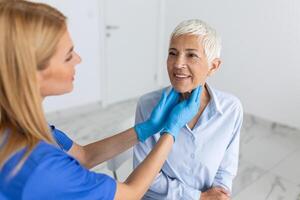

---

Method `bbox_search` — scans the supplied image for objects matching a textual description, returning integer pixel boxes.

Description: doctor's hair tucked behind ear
[171,19,222,65]
[0,0,66,170]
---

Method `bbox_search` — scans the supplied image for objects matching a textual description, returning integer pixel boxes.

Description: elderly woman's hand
[134,88,179,142]
[200,187,231,200]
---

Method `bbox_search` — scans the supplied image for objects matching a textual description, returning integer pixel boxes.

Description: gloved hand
[161,85,202,141]
[134,88,180,142]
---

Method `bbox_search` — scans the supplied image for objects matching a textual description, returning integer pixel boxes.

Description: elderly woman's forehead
[170,34,204,44]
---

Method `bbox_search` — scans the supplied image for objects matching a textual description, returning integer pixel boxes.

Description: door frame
[99,0,166,107]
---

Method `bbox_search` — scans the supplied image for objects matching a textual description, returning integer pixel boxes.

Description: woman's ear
[208,58,221,76]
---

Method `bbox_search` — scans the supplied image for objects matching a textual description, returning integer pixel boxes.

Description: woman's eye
[168,52,176,56]
[187,53,198,58]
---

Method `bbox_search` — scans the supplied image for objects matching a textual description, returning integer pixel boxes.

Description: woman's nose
[174,55,186,69]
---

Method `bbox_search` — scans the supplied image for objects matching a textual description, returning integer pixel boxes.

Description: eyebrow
[169,48,177,51]
[168,48,198,52]
[185,48,198,52]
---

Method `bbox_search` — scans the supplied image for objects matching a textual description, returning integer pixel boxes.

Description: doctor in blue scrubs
[0,1,202,199]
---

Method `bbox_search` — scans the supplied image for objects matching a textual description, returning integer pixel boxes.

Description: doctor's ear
[208,58,221,76]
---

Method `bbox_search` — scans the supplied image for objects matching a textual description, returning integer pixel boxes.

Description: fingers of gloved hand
[157,89,168,108]
[159,87,203,141]
[150,89,168,117]
[188,85,202,104]
[167,88,180,102]
[165,88,180,109]
[185,86,201,114]
[135,90,168,142]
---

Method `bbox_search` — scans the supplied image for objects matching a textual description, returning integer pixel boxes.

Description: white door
[102,0,161,105]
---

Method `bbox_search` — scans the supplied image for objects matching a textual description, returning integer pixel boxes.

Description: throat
[187,86,211,130]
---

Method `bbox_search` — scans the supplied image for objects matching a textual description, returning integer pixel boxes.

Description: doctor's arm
[115,133,174,200]
[68,127,138,169]
[68,89,180,169]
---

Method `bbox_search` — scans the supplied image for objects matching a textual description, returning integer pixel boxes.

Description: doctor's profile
[0,1,202,199]
[133,19,243,200]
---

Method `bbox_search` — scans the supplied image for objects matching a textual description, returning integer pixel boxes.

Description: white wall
[160,0,300,129]
[34,0,104,113]
[35,0,299,129]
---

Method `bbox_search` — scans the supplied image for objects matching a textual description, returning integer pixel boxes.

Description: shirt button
[191,153,195,159]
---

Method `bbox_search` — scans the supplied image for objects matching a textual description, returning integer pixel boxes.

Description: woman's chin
[172,85,193,94]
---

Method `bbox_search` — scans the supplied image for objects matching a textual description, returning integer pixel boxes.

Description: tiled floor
[233,115,300,200]
[46,99,300,200]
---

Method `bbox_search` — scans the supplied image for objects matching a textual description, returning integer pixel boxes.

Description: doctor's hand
[134,88,179,142]
[161,85,202,141]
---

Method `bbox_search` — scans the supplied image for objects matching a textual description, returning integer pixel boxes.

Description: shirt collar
[167,83,223,115]
[205,82,224,115]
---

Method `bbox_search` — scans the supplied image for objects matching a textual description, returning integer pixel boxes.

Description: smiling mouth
[173,73,192,80]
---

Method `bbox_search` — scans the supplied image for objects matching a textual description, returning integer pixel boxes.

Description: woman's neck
[180,84,210,104]
[186,84,211,130]
[201,84,210,106]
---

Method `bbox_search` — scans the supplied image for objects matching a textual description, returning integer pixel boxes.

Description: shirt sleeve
[133,100,201,200]
[50,125,73,151]
[212,102,243,193]
[23,148,116,200]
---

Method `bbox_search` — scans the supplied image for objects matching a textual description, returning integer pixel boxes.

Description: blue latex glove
[134,88,180,142]
[161,85,202,141]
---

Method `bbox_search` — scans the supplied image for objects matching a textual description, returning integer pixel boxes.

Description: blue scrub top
[0,126,116,200]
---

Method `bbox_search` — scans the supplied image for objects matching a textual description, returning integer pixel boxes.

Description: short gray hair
[171,19,221,64]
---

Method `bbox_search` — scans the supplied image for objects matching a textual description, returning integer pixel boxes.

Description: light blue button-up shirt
[133,83,243,200]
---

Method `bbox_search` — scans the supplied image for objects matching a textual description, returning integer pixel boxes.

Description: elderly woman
[0,1,202,199]
[133,19,243,200]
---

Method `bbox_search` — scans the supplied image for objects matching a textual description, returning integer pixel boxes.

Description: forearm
[83,128,138,169]
[115,134,174,200]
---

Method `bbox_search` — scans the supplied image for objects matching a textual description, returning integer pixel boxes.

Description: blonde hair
[171,19,222,65]
[0,0,67,169]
